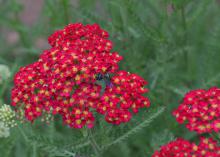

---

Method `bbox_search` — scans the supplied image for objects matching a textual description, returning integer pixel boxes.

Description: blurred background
[1,0,220,156]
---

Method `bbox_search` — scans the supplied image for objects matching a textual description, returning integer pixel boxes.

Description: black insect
[96,73,113,91]
[95,73,104,81]
[103,73,113,88]
[96,73,110,81]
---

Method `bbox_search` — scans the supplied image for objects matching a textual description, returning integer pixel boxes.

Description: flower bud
[0,104,17,128]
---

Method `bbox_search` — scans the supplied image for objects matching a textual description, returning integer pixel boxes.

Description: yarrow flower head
[0,104,16,138]
[11,23,150,129]
[0,104,17,128]
[173,87,220,134]
[152,137,220,157]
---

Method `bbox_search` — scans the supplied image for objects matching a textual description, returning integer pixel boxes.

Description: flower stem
[88,129,101,157]
[62,0,70,24]
[180,5,188,73]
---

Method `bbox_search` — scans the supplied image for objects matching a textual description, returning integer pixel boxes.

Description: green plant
[0,0,220,157]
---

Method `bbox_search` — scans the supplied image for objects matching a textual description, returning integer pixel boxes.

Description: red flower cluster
[152,137,220,157]
[11,23,150,128]
[173,87,220,134]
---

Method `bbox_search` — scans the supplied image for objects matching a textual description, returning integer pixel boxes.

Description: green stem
[14,12,31,48]
[180,6,188,73]
[89,129,101,157]
[180,6,187,32]
[32,143,37,157]
[62,0,70,24]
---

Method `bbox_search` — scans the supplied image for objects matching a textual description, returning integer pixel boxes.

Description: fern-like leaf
[100,107,165,151]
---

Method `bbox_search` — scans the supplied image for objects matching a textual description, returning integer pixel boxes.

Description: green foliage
[0,0,220,156]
